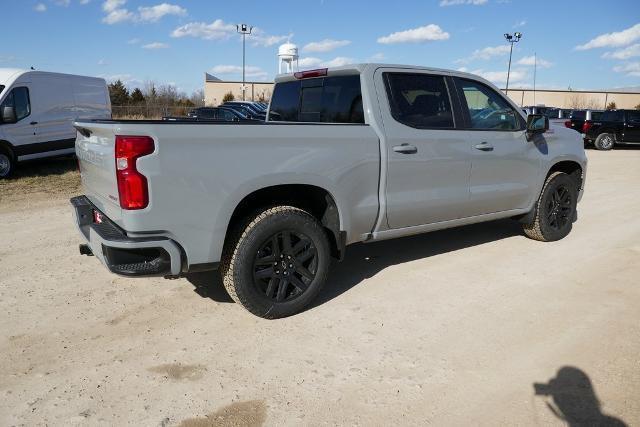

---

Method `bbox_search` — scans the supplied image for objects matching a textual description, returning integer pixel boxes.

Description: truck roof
[274,63,493,86]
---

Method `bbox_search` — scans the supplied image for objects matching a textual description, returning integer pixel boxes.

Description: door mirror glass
[527,114,548,134]
[1,105,16,123]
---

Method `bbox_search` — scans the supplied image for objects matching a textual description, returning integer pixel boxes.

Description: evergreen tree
[130,88,145,104]
[108,80,130,106]
[222,91,235,103]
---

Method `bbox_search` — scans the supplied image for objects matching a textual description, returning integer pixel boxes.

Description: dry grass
[0,157,81,208]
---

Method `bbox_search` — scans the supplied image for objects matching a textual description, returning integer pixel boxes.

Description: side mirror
[526,114,548,138]
[1,105,16,123]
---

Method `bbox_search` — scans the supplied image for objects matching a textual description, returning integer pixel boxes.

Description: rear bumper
[70,196,182,277]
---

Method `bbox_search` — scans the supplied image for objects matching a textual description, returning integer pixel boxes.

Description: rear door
[624,110,640,142]
[453,77,540,215]
[376,69,474,228]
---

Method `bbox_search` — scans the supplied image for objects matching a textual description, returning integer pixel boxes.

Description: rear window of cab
[268,75,364,124]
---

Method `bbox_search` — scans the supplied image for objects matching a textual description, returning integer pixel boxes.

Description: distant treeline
[108,79,204,108]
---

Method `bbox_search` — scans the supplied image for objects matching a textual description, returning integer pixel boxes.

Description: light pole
[503,32,522,95]
[237,23,253,101]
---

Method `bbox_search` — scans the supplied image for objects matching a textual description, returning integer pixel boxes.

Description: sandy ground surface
[0,150,639,426]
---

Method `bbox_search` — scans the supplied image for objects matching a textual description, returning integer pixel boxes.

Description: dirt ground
[1,150,639,426]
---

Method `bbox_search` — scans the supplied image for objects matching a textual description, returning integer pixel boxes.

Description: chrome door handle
[393,144,418,154]
[474,142,494,151]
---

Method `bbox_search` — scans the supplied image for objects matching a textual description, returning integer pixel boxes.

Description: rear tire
[0,146,14,179]
[594,133,614,150]
[523,172,578,242]
[220,206,331,319]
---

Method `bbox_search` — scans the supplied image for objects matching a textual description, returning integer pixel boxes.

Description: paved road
[1,149,638,426]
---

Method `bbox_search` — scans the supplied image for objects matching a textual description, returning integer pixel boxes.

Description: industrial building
[204,73,274,106]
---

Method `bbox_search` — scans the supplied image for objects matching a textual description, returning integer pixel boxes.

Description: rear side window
[571,110,586,120]
[268,75,364,123]
[601,110,623,121]
[627,110,640,123]
[0,87,31,122]
[590,111,603,121]
[384,73,454,129]
[457,78,522,131]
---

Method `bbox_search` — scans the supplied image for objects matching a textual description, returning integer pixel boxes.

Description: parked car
[222,102,266,120]
[0,68,110,178]
[584,109,640,150]
[71,64,587,318]
[187,107,249,121]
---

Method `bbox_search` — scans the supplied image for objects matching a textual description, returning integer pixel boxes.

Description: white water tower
[278,42,299,74]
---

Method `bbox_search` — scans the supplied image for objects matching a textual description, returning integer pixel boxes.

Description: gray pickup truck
[72,64,587,318]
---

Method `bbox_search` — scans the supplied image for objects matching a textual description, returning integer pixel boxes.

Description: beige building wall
[504,89,640,110]
[204,81,274,106]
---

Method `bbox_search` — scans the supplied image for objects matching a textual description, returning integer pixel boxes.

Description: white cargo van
[0,69,111,177]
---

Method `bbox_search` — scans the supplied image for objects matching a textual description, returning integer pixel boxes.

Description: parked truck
[583,109,640,150]
[71,64,587,318]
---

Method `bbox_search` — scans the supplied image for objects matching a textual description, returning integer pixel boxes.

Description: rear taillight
[564,120,572,128]
[582,121,592,134]
[115,135,155,210]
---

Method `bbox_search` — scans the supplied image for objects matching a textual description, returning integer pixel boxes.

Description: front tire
[0,147,15,179]
[523,172,578,242]
[594,133,614,150]
[220,206,330,319]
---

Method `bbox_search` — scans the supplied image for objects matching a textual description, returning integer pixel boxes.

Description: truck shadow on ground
[533,366,627,426]
[186,218,523,307]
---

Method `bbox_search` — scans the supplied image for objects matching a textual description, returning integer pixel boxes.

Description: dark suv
[585,109,640,150]
[564,110,603,140]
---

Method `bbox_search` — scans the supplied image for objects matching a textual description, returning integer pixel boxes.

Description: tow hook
[79,244,94,256]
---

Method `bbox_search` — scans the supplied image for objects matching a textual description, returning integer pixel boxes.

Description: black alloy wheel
[252,230,318,302]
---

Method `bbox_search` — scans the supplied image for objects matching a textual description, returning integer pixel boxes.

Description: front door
[0,85,38,153]
[454,78,541,215]
[376,70,474,229]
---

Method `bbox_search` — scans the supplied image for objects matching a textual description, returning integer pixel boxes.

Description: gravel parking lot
[1,150,639,426]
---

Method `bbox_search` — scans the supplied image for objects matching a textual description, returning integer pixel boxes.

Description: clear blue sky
[2,0,639,95]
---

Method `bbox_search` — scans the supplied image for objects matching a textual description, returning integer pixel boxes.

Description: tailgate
[74,122,122,222]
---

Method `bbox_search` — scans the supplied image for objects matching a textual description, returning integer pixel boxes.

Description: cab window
[457,79,522,131]
[384,73,454,129]
[0,87,31,122]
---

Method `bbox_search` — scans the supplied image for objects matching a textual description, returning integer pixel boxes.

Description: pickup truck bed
[72,63,587,318]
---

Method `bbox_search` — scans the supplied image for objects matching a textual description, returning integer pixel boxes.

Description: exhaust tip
[79,244,94,256]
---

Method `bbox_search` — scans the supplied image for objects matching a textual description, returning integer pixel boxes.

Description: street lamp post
[503,32,522,95]
[237,23,253,101]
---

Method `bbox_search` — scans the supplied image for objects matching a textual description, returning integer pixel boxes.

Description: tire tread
[220,205,320,319]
